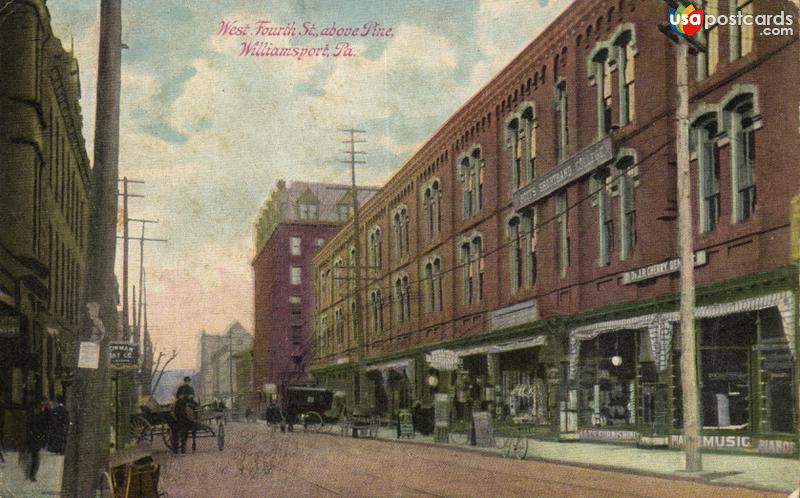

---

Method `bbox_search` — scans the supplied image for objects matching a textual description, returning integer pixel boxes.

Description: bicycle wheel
[217,420,225,451]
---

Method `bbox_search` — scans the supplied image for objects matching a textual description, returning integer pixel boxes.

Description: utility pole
[117,177,144,340]
[676,37,702,473]
[339,128,366,412]
[229,324,234,405]
[63,0,122,495]
[659,6,705,472]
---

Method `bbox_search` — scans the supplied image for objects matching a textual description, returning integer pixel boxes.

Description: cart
[265,385,335,433]
[129,400,225,452]
[101,455,167,498]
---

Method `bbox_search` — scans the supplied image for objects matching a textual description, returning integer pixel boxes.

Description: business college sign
[622,251,707,285]
[513,136,613,210]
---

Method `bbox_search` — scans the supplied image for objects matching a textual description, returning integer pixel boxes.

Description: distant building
[0,1,92,449]
[252,180,378,390]
[196,322,252,403]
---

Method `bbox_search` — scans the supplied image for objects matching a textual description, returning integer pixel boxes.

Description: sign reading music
[513,136,614,210]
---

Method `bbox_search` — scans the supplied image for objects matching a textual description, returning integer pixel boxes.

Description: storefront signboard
[109,342,138,366]
[578,429,637,442]
[426,349,462,370]
[434,393,450,429]
[472,411,493,447]
[621,250,707,285]
[78,341,100,369]
[671,434,797,454]
[0,315,20,337]
[513,136,613,210]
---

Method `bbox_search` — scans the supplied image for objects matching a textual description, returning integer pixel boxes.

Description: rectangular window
[700,129,721,232]
[620,166,638,260]
[734,116,756,222]
[315,238,325,247]
[621,36,635,125]
[699,0,720,80]
[556,191,570,276]
[290,236,301,256]
[290,266,302,285]
[556,81,569,161]
[529,122,537,180]
[730,0,754,60]
[602,58,613,134]
[289,296,301,304]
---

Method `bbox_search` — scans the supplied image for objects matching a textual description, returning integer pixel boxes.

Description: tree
[149,347,178,396]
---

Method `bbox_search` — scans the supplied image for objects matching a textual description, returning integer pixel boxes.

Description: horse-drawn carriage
[129,398,225,452]
[264,385,337,432]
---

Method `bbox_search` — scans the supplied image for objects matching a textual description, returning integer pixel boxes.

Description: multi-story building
[196,322,252,404]
[0,1,92,448]
[312,0,800,455]
[252,180,377,390]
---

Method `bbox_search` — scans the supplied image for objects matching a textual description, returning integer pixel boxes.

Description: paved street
[152,424,787,498]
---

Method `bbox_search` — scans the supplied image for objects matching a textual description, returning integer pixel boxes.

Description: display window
[577,330,637,428]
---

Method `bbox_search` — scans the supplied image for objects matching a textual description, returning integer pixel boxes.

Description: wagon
[264,385,335,432]
[129,399,225,451]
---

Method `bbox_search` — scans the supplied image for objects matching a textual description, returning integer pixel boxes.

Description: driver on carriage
[172,376,198,454]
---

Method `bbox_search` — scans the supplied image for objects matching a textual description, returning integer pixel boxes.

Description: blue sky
[47,0,571,368]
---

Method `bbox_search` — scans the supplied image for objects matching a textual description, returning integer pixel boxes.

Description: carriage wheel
[217,420,225,451]
[162,424,176,452]
[303,411,323,432]
[130,416,152,445]
[503,436,528,460]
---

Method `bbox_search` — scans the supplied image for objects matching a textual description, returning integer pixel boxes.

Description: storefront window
[757,308,795,433]
[700,313,752,429]
[578,330,636,427]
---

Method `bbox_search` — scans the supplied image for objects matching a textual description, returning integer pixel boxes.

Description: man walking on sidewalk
[24,399,48,481]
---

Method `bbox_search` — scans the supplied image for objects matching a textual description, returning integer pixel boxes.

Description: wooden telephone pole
[63,0,122,495]
[339,128,366,412]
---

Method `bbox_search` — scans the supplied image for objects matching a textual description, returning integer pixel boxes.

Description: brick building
[312,0,800,455]
[252,180,377,391]
[0,1,92,448]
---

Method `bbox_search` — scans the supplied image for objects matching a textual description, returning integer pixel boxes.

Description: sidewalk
[333,423,800,494]
[0,450,63,498]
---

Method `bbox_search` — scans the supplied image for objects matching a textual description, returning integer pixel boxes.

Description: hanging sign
[621,250,707,285]
[78,341,100,369]
[426,349,461,370]
[109,342,138,366]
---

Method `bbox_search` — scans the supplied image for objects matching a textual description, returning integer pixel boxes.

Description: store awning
[455,335,547,357]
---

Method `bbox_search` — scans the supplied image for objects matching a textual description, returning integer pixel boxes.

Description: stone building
[312,0,800,455]
[196,322,252,404]
[251,180,377,391]
[0,0,92,448]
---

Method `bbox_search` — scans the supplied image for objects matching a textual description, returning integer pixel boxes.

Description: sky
[47,0,572,370]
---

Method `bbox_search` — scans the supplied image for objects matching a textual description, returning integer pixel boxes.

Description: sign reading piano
[513,136,614,210]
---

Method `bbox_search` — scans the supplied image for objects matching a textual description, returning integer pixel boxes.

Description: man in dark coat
[25,399,48,481]
[172,377,197,453]
[47,395,69,454]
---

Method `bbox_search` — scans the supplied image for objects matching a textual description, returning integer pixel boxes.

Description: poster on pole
[77,341,100,369]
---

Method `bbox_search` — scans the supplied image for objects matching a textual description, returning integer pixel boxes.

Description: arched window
[423,180,441,241]
[505,106,537,191]
[333,259,343,297]
[392,207,409,259]
[334,308,343,344]
[458,147,483,219]
[591,48,613,138]
[369,226,382,268]
[370,289,383,334]
[726,94,757,222]
[592,166,614,266]
[461,235,484,304]
[394,275,410,324]
[692,116,721,233]
[617,156,638,259]
[424,257,443,312]
[615,30,635,126]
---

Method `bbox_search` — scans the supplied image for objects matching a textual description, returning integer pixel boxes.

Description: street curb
[304,425,793,496]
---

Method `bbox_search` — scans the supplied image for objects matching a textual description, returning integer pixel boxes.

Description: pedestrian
[47,395,69,454]
[172,377,197,453]
[23,399,48,481]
